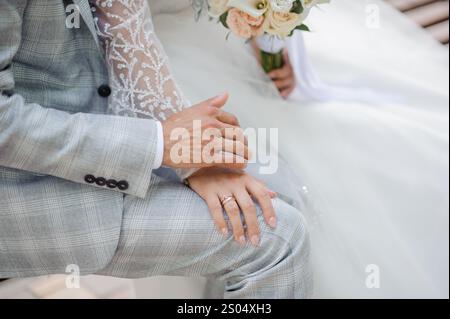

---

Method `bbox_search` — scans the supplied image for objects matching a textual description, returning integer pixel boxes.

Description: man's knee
[261,198,310,257]
[221,199,312,297]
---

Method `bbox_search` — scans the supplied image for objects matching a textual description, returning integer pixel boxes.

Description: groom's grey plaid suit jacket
[0,0,160,278]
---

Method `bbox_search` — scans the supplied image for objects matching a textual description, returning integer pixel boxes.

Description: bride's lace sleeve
[90,0,189,121]
[90,0,197,179]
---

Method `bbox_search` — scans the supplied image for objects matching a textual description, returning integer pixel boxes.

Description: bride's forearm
[91,0,188,121]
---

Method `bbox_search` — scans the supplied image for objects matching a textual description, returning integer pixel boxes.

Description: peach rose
[265,9,305,37]
[227,9,266,38]
[241,11,266,36]
[226,9,252,38]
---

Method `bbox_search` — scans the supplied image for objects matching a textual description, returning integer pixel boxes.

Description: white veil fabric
[148,0,192,14]
[148,0,449,298]
[286,32,403,104]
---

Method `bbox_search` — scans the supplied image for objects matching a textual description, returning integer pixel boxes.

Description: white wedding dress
[147,0,449,298]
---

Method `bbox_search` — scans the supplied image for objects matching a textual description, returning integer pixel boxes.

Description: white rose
[300,0,330,10]
[227,0,269,17]
[264,8,308,37]
[208,0,229,17]
[269,0,296,12]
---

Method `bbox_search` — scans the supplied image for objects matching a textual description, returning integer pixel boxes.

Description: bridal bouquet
[192,0,329,72]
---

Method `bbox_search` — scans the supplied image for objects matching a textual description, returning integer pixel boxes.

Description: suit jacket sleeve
[0,0,157,199]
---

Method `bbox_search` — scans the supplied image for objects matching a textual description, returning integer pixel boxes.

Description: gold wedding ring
[221,195,236,207]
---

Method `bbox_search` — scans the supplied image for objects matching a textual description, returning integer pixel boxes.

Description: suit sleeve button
[106,179,118,189]
[95,177,107,186]
[117,180,129,191]
[84,174,96,184]
[98,84,111,98]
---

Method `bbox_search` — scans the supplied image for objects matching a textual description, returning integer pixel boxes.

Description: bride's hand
[268,50,296,99]
[187,167,277,246]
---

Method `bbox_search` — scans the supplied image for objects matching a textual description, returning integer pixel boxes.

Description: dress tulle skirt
[152,0,449,298]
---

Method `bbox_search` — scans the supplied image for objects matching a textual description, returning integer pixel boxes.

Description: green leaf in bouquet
[219,12,229,28]
[289,23,310,36]
[290,0,304,14]
[296,24,310,32]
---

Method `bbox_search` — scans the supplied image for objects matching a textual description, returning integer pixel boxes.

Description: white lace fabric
[90,0,189,121]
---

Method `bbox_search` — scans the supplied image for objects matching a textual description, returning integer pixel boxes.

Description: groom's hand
[161,93,250,170]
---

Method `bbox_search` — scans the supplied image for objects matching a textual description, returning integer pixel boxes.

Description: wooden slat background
[385,0,449,44]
